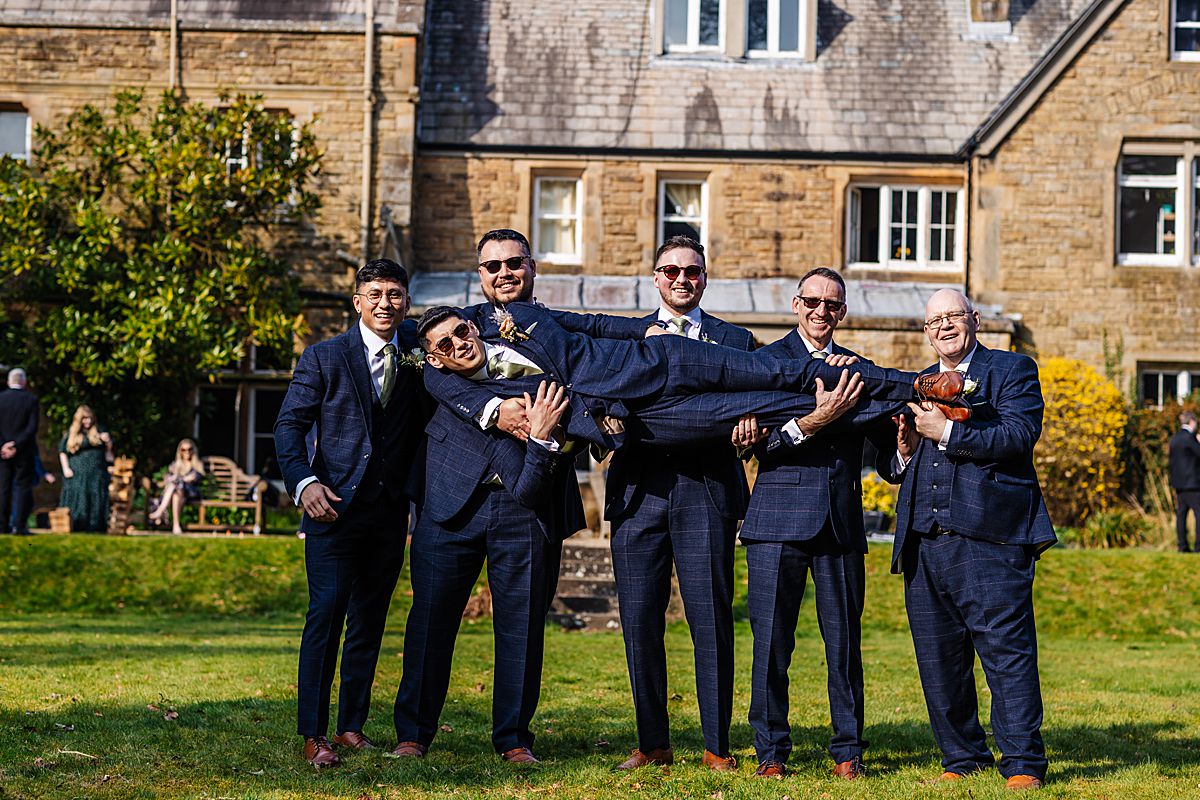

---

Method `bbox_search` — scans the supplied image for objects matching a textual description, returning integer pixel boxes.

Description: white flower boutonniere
[699,332,718,345]
[398,347,425,370]
[492,306,531,343]
[962,376,980,397]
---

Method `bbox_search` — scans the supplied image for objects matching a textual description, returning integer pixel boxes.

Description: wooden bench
[143,455,266,535]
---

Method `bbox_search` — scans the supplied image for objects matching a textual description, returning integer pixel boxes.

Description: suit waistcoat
[910,441,955,535]
[356,369,423,507]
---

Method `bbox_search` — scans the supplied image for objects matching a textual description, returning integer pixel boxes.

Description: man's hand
[525,381,570,442]
[894,412,919,462]
[300,482,342,524]
[906,401,949,443]
[497,397,531,442]
[598,416,625,436]
[731,414,767,448]
[644,324,671,338]
[0,441,14,460]
[825,353,860,367]
[796,370,863,436]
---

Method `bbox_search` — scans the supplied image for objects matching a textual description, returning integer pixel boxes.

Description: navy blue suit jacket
[882,345,1056,573]
[274,321,426,535]
[605,310,755,521]
[741,331,894,553]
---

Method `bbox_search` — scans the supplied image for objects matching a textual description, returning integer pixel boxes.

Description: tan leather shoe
[616,747,674,770]
[833,756,865,780]
[753,760,787,778]
[302,736,340,768]
[500,746,539,764]
[931,401,972,422]
[332,730,374,749]
[937,771,965,781]
[386,741,427,758]
[702,750,738,772]
[914,371,965,402]
[1006,775,1043,790]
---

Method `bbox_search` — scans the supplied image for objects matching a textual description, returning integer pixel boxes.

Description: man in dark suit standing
[0,368,39,535]
[883,289,1056,791]
[275,259,428,768]
[606,236,753,772]
[740,268,894,780]
[1169,410,1200,552]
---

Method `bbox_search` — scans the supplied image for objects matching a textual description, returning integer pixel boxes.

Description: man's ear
[425,352,444,369]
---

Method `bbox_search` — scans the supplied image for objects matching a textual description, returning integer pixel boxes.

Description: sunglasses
[479,256,528,274]
[654,264,705,281]
[431,322,472,356]
[797,296,846,314]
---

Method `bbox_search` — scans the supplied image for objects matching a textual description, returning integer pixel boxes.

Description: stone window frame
[531,173,585,266]
[1138,363,1200,407]
[844,181,965,272]
[0,102,31,163]
[1170,0,1200,62]
[657,175,710,250]
[745,0,817,59]
[1115,141,1200,268]
[660,0,727,54]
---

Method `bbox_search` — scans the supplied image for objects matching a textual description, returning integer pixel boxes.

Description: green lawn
[1,538,1199,799]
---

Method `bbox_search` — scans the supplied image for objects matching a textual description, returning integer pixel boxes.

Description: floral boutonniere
[962,376,980,397]
[699,331,719,345]
[492,305,531,343]
[398,347,425,371]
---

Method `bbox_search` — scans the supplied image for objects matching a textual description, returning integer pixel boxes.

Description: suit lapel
[342,325,375,434]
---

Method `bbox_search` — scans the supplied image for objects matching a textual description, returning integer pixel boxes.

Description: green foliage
[1057,508,1156,549]
[1123,398,1200,519]
[0,89,320,465]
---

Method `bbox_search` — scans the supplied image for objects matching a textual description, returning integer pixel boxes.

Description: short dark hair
[796,267,846,296]
[416,305,466,345]
[1183,410,1199,427]
[477,229,532,258]
[355,259,409,290]
[654,235,705,268]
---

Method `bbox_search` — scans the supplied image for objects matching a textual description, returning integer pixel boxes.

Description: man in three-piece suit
[605,236,754,772]
[740,268,895,780]
[0,368,40,535]
[274,259,429,767]
[1168,410,1200,552]
[882,289,1056,791]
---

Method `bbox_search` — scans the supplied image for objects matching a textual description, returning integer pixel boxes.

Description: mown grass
[1,537,1199,799]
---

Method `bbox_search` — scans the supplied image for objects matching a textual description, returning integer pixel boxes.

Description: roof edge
[417,140,964,164]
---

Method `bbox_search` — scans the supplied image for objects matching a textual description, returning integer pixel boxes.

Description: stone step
[547,610,622,632]
[556,576,619,598]
[559,559,615,578]
[553,593,617,614]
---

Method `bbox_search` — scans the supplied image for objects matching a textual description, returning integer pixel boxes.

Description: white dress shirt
[656,306,703,340]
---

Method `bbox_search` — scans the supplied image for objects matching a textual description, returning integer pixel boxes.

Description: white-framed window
[1140,366,1200,407]
[532,176,583,264]
[658,178,708,247]
[846,184,964,269]
[1114,143,1200,267]
[747,0,805,55]
[664,0,724,52]
[0,106,31,162]
[1173,0,1200,60]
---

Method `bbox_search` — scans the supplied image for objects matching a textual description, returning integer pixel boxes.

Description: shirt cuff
[529,435,560,452]
[478,397,504,429]
[782,418,809,446]
[293,475,318,506]
[937,419,954,451]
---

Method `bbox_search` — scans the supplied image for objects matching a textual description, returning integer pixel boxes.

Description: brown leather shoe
[500,746,539,764]
[938,771,965,781]
[332,730,374,749]
[931,401,973,422]
[754,760,787,778]
[302,736,340,768]
[702,750,738,772]
[1006,775,1044,790]
[616,747,675,770]
[833,756,865,780]
[386,741,427,758]
[914,371,965,402]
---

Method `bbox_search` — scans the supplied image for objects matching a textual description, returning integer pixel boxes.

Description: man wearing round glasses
[605,235,754,772]
[275,259,428,768]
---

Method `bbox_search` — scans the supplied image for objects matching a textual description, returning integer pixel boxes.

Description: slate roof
[418,0,1094,156]
[0,0,422,30]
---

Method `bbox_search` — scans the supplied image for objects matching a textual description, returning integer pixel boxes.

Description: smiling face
[792,274,847,350]
[352,278,409,340]
[923,289,979,367]
[478,238,536,306]
[423,317,487,374]
[653,245,708,315]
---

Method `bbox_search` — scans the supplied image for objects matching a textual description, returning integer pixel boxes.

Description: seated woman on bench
[149,439,204,534]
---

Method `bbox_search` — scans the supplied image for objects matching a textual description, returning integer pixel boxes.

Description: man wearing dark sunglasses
[738,267,896,781]
[604,236,753,772]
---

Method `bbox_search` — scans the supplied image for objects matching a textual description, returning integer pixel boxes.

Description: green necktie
[812,350,827,360]
[669,316,690,335]
[380,343,397,407]
[487,351,543,380]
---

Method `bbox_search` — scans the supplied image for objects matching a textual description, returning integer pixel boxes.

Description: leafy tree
[0,89,320,464]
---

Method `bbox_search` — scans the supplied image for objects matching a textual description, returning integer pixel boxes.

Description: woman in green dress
[58,404,114,532]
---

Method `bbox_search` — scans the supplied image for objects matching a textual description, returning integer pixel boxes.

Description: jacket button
[583,410,590,417]
[364,453,370,459]
[351,484,357,490]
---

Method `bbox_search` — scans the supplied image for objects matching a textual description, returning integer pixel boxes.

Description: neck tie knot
[811,350,827,360]
[668,315,690,335]
[487,351,543,380]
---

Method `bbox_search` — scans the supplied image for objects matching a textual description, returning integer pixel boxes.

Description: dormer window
[664,0,723,52]
[1173,0,1200,60]
[746,0,816,59]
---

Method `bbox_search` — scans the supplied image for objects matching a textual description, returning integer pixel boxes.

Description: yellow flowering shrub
[1036,357,1129,527]
[861,470,898,515]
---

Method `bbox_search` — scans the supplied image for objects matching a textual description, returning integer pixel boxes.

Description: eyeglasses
[797,296,846,314]
[924,311,971,329]
[179,447,194,453]
[356,290,407,306]
[654,265,705,281]
[479,256,528,274]
[431,322,473,356]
